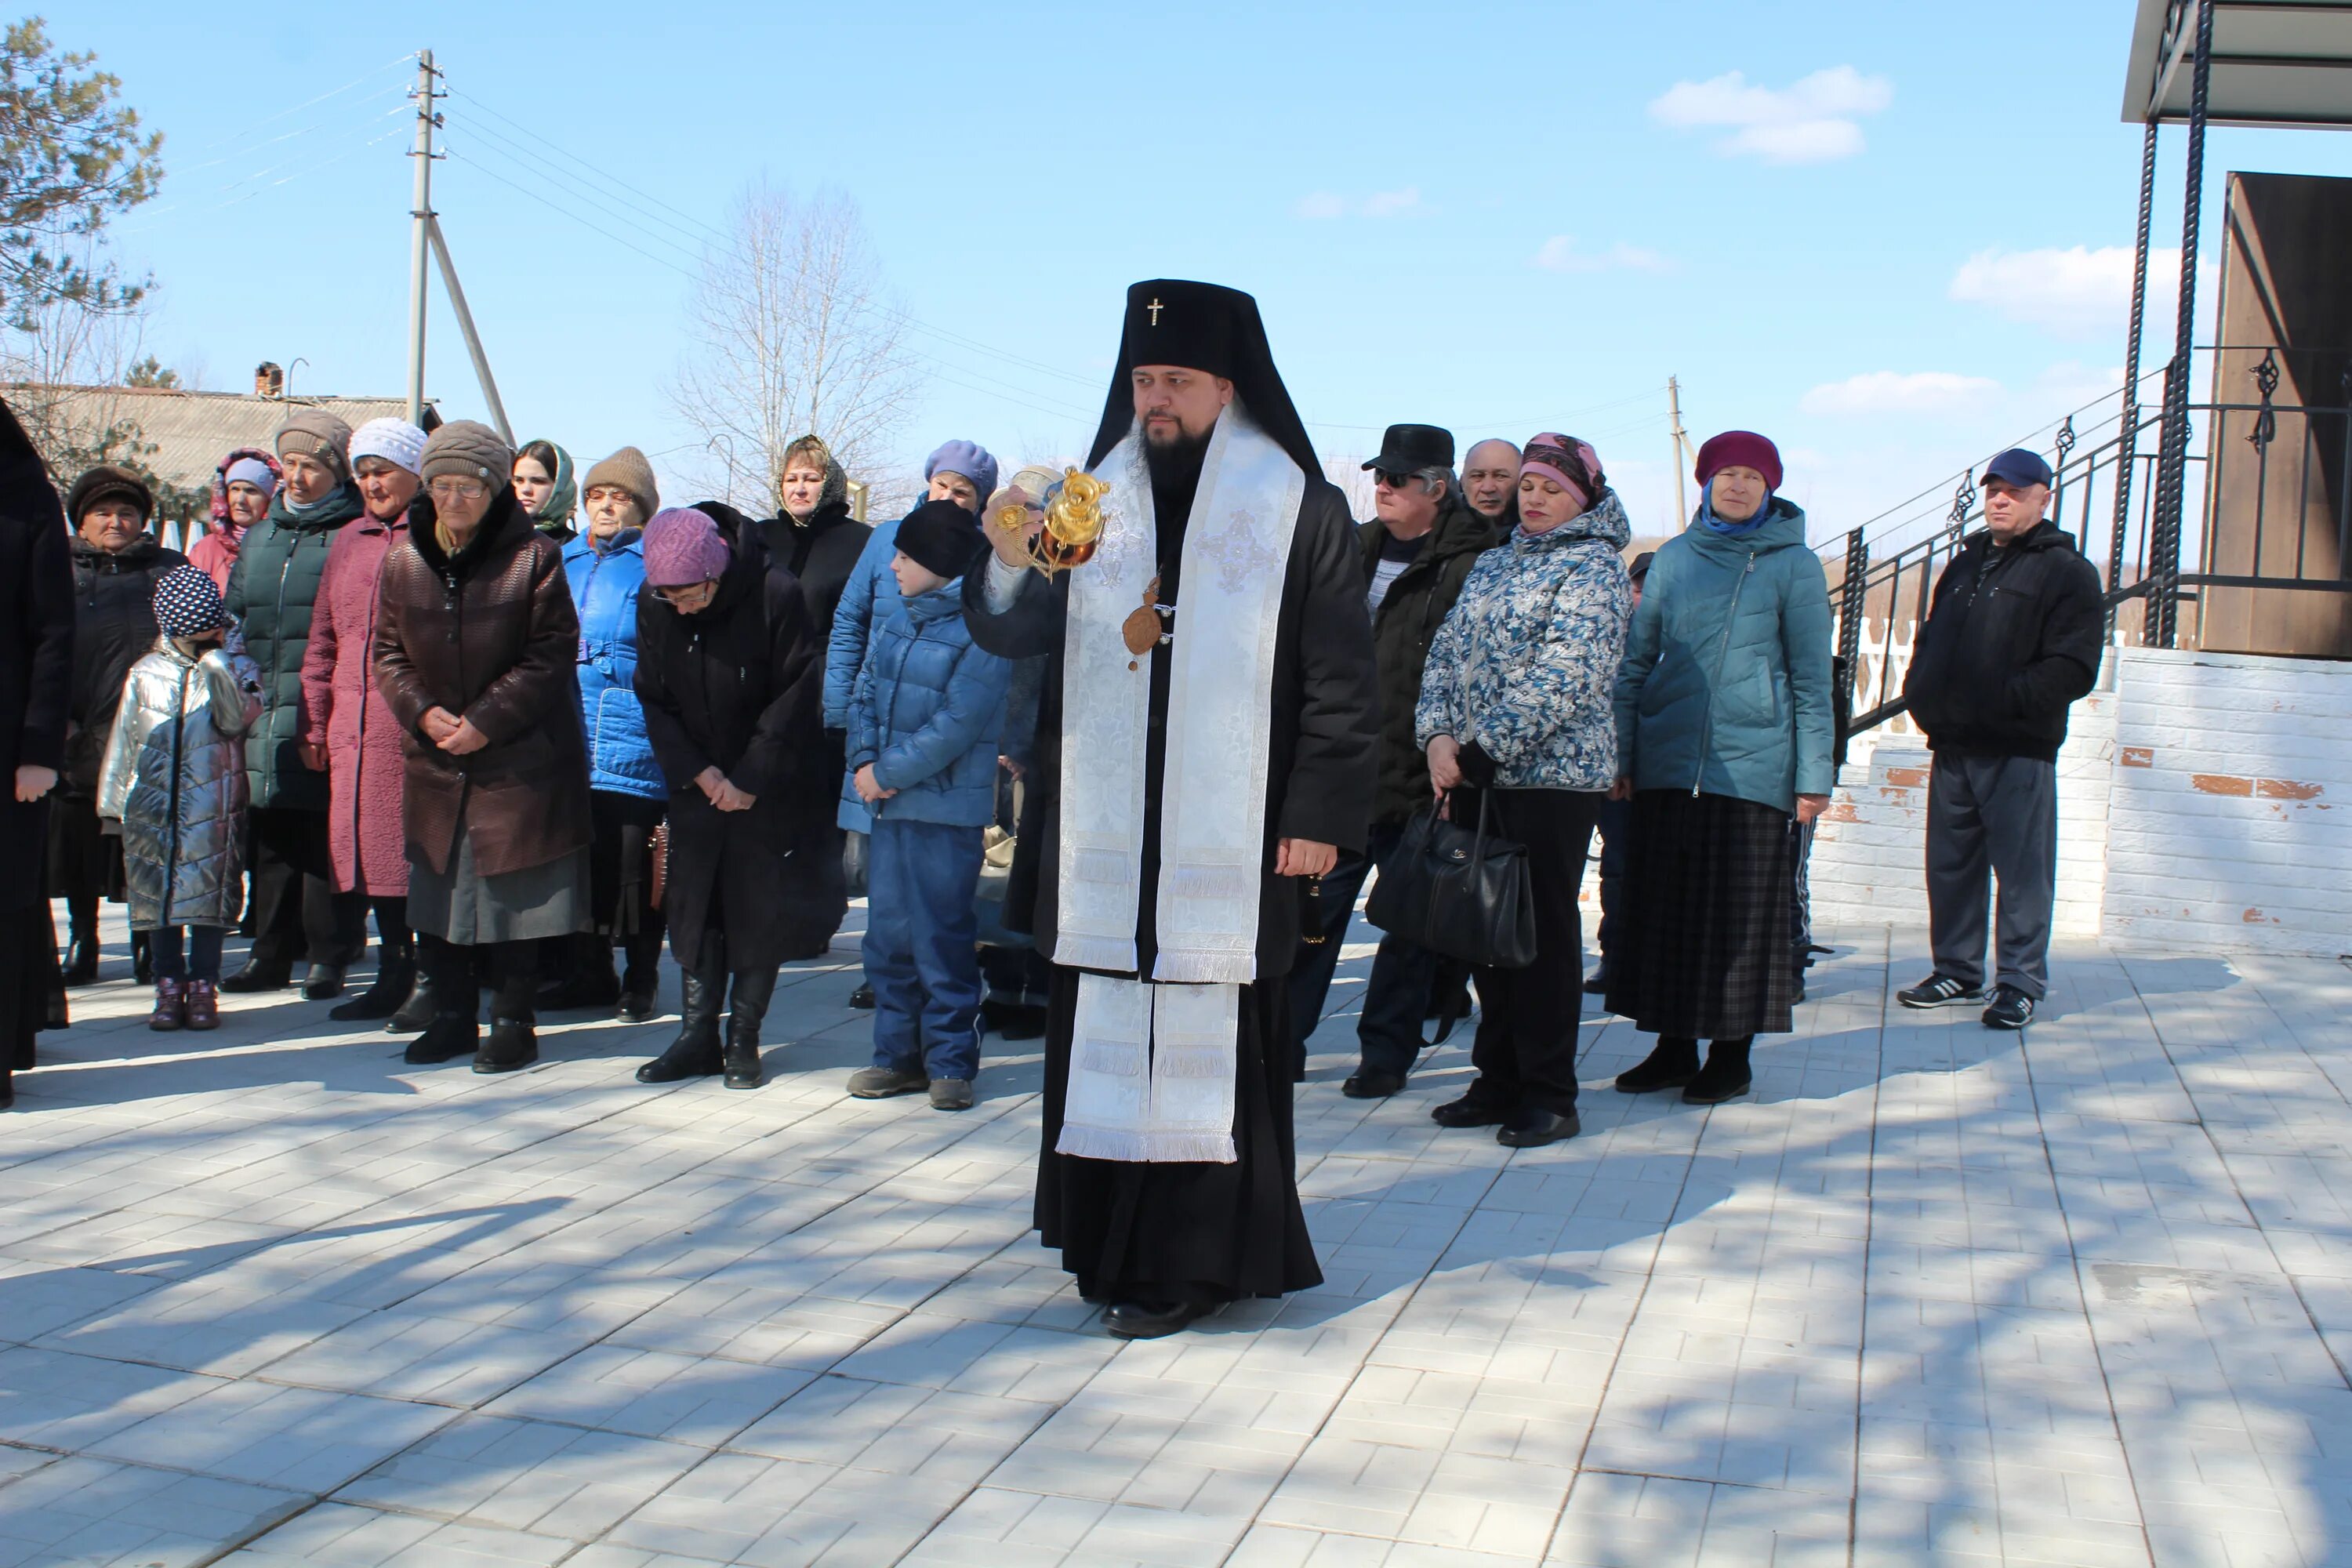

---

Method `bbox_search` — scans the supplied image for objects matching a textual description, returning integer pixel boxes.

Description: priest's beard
[1143,424,1212,498]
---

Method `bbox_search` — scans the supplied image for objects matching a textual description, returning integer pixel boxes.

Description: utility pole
[427,220,514,445]
[405,51,441,426]
[1668,376,1693,523]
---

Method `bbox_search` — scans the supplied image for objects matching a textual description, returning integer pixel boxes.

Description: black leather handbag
[1364,791,1537,970]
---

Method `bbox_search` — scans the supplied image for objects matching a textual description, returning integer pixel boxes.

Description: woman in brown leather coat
[372,421,592,1074]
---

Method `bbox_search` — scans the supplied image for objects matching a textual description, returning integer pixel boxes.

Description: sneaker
[1981,985,2036,1030]
[928,1078,974,1111]
[848,1065,927,1098]
[1896,974,1983,1010]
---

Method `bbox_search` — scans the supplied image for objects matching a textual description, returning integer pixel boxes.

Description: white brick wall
[2102,647,2352,956]
[1808,647,2350,956]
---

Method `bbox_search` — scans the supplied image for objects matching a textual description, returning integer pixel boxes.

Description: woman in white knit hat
[297,417,433,1027]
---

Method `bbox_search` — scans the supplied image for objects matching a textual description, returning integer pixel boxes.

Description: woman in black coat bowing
[1,399,76,1109]
[633,503,826,1090]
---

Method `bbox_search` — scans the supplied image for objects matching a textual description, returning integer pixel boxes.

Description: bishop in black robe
[963,280,1377,1330]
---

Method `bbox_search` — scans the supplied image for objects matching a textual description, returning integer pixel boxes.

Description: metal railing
[1827,353,2352,749]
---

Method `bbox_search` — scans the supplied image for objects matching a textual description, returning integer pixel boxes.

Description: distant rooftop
[9,379,426,505]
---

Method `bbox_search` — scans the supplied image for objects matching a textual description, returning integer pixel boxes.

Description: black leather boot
[539,932,620,1011]
[403,941,475,1060]
[405,1011,478,1065]
[475,1018,539,1073]
[131,930,153,984]
[387,967,435,1033]
[331,952,413,1021]
[723,967,776,1090]
[61,931,97,987]
[617,931,662,1022]
[222,953,293,993]
[637,954,724,1083]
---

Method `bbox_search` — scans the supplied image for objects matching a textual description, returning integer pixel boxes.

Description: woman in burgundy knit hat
[1605,430,1835,1106]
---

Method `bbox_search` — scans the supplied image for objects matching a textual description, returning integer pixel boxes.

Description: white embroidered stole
[1051,408,1302,1163]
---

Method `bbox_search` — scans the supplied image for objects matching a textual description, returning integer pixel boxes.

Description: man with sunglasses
[1287,423,1499,1097]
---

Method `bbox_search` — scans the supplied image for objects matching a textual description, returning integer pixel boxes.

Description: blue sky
[71,0,2352,539]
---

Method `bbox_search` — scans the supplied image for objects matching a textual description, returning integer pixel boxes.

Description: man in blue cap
[1896,448,2105,1029]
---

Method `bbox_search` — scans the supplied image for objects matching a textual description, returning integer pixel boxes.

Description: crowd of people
[0,277,2107,1339]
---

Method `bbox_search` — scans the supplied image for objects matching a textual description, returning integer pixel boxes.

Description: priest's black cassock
[962,281,1377,1306]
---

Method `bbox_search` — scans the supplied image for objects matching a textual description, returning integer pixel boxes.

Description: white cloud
[1948,245,2213,340]
[1294,187,1424,220]
[1799,370,2002,416]
[1359,186,1422,218]
[1650,66,1893,164]
[1534,235,1675,274]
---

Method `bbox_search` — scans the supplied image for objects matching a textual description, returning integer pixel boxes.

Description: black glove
[1456,741,1498,789]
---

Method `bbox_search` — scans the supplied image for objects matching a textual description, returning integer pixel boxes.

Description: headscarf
[520,439,578,534]
[1519,434,1603,517]
[1696,485,1774,537]
[211,447,281,529]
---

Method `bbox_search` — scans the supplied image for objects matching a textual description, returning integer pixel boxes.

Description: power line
[444,135,1098,423]
[443,83,1104,397]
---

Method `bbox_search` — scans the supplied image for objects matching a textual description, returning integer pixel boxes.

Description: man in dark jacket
[1898,448,2103,1029]
[1288,423,1497,1097]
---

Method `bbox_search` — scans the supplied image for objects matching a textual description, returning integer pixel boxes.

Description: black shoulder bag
[1363,789,1537,970]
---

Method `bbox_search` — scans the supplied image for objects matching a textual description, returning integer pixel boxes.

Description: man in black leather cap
[1290,422,1498,1098]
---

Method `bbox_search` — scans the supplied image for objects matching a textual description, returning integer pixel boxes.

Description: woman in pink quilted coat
[297,419,429,1027]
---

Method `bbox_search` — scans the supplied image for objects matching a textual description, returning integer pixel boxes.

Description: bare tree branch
[669,180,918,514]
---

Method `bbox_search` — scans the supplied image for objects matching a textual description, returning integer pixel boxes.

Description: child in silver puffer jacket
[98,566,263,1032]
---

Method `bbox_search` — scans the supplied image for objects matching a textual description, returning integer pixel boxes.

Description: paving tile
[13,910,2352,1568]
[0,1454,307,1568]
[218,1499,575,1565]
[483,1343,815,1446]
[331,1412,707,1539]
[78,1378,456,1494]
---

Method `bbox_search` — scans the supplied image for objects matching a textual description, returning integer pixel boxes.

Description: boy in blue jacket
[843,500,1010,1110]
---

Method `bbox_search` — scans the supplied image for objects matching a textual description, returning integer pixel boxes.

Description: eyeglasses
[653,584,714,607]
[427,479,487,503]
[1374,470,1421,490]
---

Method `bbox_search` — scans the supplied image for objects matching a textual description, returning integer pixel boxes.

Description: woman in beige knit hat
[372,421,594,1075]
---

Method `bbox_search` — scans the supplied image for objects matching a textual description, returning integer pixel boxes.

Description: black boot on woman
[1616,1037,1700,1094]
[62,902,98,986]
[331,946,415,1022]
[637,955,724,1083]
[722,967,775,1090]
[404,939,477,1062]
[1682,1036,1753,1105]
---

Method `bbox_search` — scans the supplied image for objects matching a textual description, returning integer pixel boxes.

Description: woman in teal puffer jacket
[1606,431,1834,1105]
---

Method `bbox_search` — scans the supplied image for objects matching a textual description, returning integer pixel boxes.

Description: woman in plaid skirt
[1606,431,1835,1105]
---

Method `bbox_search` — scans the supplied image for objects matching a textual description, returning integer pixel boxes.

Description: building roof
[12,383,423,499]
[2123,0,2352,128]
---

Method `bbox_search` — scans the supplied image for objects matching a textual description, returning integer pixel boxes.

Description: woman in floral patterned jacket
[1415,433,1632,1150]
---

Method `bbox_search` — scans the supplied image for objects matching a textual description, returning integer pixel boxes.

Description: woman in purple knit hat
[632,503,826,1090]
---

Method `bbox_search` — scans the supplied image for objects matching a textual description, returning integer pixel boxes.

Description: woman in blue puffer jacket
[550,474,667,1017]
[1607,430,1834,1107]
[842,500,1010,1111]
